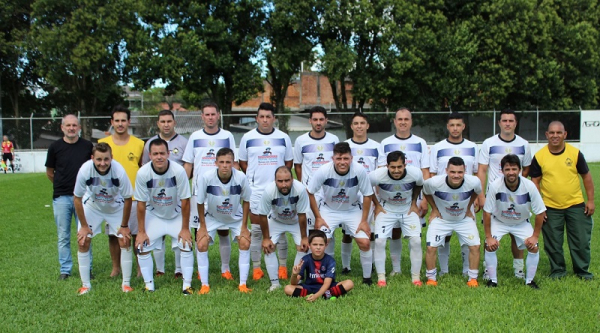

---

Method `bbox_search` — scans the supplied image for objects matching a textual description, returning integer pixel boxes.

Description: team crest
[264,140,270,146]
[100,180,107,186]
[317,145,324,151]
[452,194,459,201]
[339,181,345,187]
[173,148,179,155]
[222,189,230,196]
[128,152,135,161]
[505,147,512,154]
[208,140,215,147]
[565,158,573,167]
[454,149,460,155]
[158,180,165,187]
[356,149,363,155]
[467,234,475,240]
[394,185,401,191]
[509,196,514,203]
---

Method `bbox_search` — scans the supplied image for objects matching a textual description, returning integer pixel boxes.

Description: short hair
[447,156,465,168]
[149,138,168,152]
[501,154,522,170]
[61,114,79,125]
[547,120,565,131]
[308,106,327,118]
[201,101,220,113]
[447,112,464,123]
[333,142,351,155]
[92,142,112,155]
[216,147,234,159]
[257,102,276,116]
[387,150,406,165]
[274,166,292,178]
[499,109,516,120]
[158,109,175,120]
[111,105,131,120]
[308,230,327,244]
[395,107,412,118]
[351,112,368,123]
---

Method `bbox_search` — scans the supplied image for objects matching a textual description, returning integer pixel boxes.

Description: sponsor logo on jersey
[278,207,296,220]
[445,202,464,217]
[217,198,234,214]
[500,203,521,220]
[153,188,174,206]
[95,188,115,203]
[258,147,279,165]
[332,188,350,204]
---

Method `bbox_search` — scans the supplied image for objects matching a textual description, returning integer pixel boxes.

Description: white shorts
[190,195,200,229]
[374,211,421,239]
[205,215,242,245]
[142,212,182,252]
[342,206,374,236]
[490,217,534,250]
[426,217,480,247]
[104,201,138,235]
[269,219,304,246]
[306,192,324,230]
[250,189,264,215]
[79,205,124,237]
[321,207,368,239]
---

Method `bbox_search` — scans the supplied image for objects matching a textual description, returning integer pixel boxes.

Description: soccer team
[45,104,595,299]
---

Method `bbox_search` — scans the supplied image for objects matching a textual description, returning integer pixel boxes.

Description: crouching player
[370,151,424,287]
[74,143,133,295]
[285,230,354,301]
[134,139,194,294]
[196,148,252,294]
[483,154,545,288]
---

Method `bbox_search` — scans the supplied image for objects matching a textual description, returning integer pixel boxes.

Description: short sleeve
[134,171,149,202]
[420,141,430,169]
[422,178,434,195]
[307,166,325,194]
[284,135,293,161]
[196,173,207,203]
[522,143,532,167]
[176,168,191,200]
[576,151,589,174]
[240,173,252,201]
[429,146,438,174]
[357,166,374,196]
[478,141,490,165]
[529,156,542,178]
[73,166,87,197]
[141,140,151,165]
[45,144,56,168]
[293,138,303,164]
[295,184,310,214]
[238,135,248,161]
[182,135,195,164]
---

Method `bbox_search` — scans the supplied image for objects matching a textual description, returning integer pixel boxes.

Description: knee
[284,285,296,296]
[356,238,370,251]
[197,238,209,252]
[118,238,130,248]
[426,246,437,255]
[409,236,421,247]
[469,245,480,252]
[78,240,91,253]
[342,279,354,291]
[238,237,250,250]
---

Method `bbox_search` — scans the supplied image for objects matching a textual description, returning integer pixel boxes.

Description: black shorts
[2,153,12,162]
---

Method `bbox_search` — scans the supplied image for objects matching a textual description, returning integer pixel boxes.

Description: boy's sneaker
[486,280,498,288]
[252,268,264,280]
[78,287,90,295]
[238,284,252,293]
[221,271,234,280]
[198,285,210,294]
[182,287,194,295]
[467,278,479,287]
[278,267,288,279]
[122,285,134,293]
[526,281,540,289]
[426,279,438,286]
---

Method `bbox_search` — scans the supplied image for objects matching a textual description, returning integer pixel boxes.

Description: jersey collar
[350,138,368,145]
[445,138,465,145]
[445,175,464,189]
[497,133,516,143]
[394,133,412,140]
[151,160,170,176]
[256,128,276,135]
[202,128,222,136]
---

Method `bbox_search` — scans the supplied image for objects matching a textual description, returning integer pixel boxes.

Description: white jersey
[134,161,191,220]
[430,138,478,175]
[196,168,251,224]
[74,159,133,213]
[380,134,430,169]
[483,176,546,225]
[346,138,384,174]
[258,180,310,225]
[369,165,424,214]
[238,128,293,191]
[307,162,374,211]
[142,134,189,166]
[479,134,532,187]
[294,132,339,186]
[423,174,482,221]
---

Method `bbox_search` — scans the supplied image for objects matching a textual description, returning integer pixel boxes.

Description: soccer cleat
[362,278,373,286]
[412,280,423,287]
[221,271,234,280]
[377,280,387,287]
[341,268,351,274]
[77,287,90,295]
[467,278,479,287]
[514,270,525,279]
[59,274,70,280]
[486,280,498,288]
[426,279,438,286]
[389,270,401,277]
[144,286,155,293]
[268,284,281,293]
[122,285,134,293]
[482,269,490,281]
[182,287,195,295]
[156,271,165,277]
[198,285,210,295]
[252,268,264,280]
[238,284,252,293]
[174,272,183,279]
[526,281,540,289]
[278,266,288,280]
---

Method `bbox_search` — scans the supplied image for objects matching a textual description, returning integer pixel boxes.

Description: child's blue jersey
[300,253,336,285]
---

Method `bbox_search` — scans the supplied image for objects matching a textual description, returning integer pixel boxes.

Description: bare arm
[476,164,488,207]
[239,160,248,173]
[582,172,595,216]
[285,160,293,169]
[294,164,302,182]
[521,166,530,178]
[46,167,55,183]
[183,162,193,179]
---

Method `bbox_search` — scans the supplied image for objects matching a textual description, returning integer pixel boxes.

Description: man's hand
[178,228,193,250]
[77,226,92,246]
[524,236,538,251]
[118,226,131,243]
[314,217,328,231]
[409,204,420,216]
[428,209,440,223]
[239,226,251,243]
[485,237,499,252]
[585,200,595,217]
[373,204,386,218]
[300,237,309,253]
[466,209,475,220]
[135,231,150,252]
[262,238,275,254]
[419,200,428,218]
[196,227,208,247]
[355,220,371,239]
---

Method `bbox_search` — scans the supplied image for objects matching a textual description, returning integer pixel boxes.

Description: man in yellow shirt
[99,105,144,277]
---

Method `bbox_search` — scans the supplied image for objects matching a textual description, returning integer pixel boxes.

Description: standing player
[2,135,15,173]
[134,139,194,294]
[429,112,478,276]
[477,109,532,279]
[258,166,310,292]
[423,157,482,287]
[483,154,545,288]
[238,102,293,281]
[307,142,375,285]
[142,109,189,278]
[380,108,430,275]
[73,143,133,294]
[370,151,424,287]
[196,148,252,294]
[183,102,237,281]
[99,105,144,277]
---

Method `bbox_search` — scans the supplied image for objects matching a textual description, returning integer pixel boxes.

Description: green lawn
[1,167,599,332]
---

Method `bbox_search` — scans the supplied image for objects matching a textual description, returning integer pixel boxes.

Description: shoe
[514,270,525,279]
[341,268,351,274]
[156,271,165,277]
[426,279,437,286]
[377,280,387,287]
[482,269,490,281]
[252,268,264,280]
[412,280,423,287]
[439,271,448,277]
[526,281,540,289]
[59,273,70,280]
[182,287,194,295]
[278,266,288,280]
[362,278,373,286]
[221,271,234,280]
[467,278,479,287]
[144,286,154,293]
[486,280,498,288]
[174,272,183,279]
[122,285,134,293]
[578,275,594,281]
[389,270,401,277]
[268,284,281,292]
[238,284,252,293]
[77,287,90,295]
[198,285,210,294]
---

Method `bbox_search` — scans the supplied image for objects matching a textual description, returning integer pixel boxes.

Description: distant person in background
[2,135,15,173]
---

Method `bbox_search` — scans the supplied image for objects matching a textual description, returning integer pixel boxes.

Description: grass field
[1,167,600,332]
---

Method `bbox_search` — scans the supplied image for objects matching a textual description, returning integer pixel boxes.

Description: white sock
[219,233,231,273]
[390,238,402,273]
[250,225,262,268]
[173,247,181,273]
[525,252,539,284]
[426,268,437,281]
[239,249,250,285]
[467,269,478,280]
[325,235,335,256]
[438,242,450,273]
[180,250,194,289]
[153,238,166,272]
[198,251,209,286]
[409,236,422,281]
[341,241,352,269]
[374,238,387,275]
[138,253,154,289]
[485,250,498,283]
[514,258,524,274]
[196,248,203,279]
[360,249,373,279]
[294,251,306,266]
[265,252,279,286]
[121,248,133,286]
[78,251,91,288]
[277,234,288,266]
[461,244,470,275]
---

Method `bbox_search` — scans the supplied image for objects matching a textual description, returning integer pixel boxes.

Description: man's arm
[135,201,149,251]
[46,167,55,183]
[308,192,326,230]
[285,160,293,169]
[524,212,545,251]
[183,162,193,179]
[424,194,440,222]
[531,176,541,192]
[476,164,488,207]
[239,160,248,173]
[483,211,498,251]
[581,172,595,216]
[521,166,530,178]
[294,164,302,182]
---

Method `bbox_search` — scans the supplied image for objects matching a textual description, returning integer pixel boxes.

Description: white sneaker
[268,284,281,293]
[389,270,401,277]
[514,270,525,279]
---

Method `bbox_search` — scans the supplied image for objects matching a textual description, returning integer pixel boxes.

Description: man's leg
[390,228,402,274]
[341,230,353,272]
[249,213,264,280]
[153,237,166,275]
[484,249,498,284]
[425,246,438,284]
[564,206,594,279]
[437,235,452,275]
[53,196,74,278]
[277,234,288,279]
[108,236,121,277]
[217,229,231,275]
[77,236,93,294]
[510,234,525,279]
[541,208,567,278]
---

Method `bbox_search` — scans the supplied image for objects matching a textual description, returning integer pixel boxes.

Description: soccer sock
[196,248,203,279]
[485,250,498,283]
[198,251,209,286]
[514,258,524,274]
[277,234,288,267]
[291,288,303,297]
[325,235,335,256]
[153,238,166,273]
[374,238,387,277]
[239,249,250,285]
[337,284,347,296]
[525,252,539,284]
[294,251,306,266]
[461,244,470,275]
[438,242,450,273]
[173,247,182,274]
[390,238,402,273]
[409,236,422,281]
[180,250,194,290]
[341,241,352,269]
[467,269,478,280]
[426,268,437,281]
[359,249,373,279]
[264,252,280,286]
[138,253,154,290]
[250,225,262,268]
[120,247,133,287]
[219,233,231,273]
[78,250,91,288]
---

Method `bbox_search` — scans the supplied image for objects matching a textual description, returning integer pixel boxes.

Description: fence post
[536,107,539,143]
[30,113,34,150]
[493,108,496,136]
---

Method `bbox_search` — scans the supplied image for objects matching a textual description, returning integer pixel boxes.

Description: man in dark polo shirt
[46,114,93,280]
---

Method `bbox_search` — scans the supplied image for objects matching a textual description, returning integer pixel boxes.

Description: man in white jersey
[142,109,189,278]
[239,102,293,281]
[429,112,479,276]
[478,109,532,279]
[183,102,237,281]
[307,142,375,285]
[370,151,424,287]
[134,139,194,294]
[483,154,545,289]
[74,143,133,295]
[259,166,310,292]
[380,108,430,275]
[196,148,252,294]
[341,112,384,274]
[423,157,482,287]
